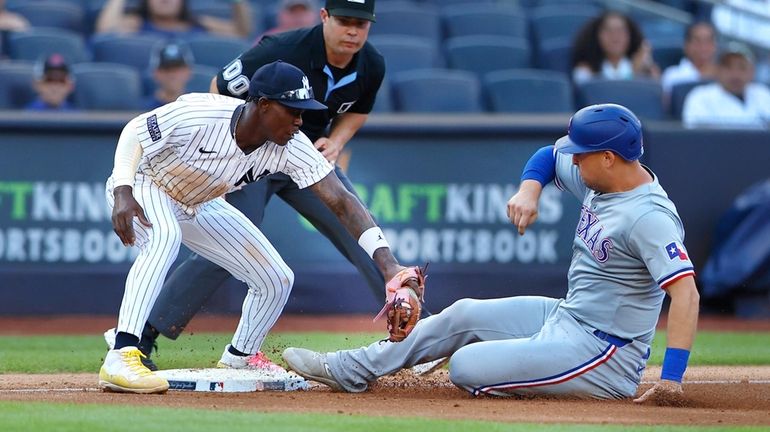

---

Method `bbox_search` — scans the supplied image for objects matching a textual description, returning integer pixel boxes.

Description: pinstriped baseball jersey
[130,93,333,212]
[553,152,694,344]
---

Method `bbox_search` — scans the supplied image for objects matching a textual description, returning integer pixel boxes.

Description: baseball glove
[373,265,427,342]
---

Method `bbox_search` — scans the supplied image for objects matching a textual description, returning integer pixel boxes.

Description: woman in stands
[571,11,660,84]
[96,0,252,39]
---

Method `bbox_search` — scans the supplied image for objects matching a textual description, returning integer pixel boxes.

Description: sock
[114,332,140,350]
[228,345,248,357]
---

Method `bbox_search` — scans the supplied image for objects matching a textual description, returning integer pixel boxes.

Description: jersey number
[222,59,250,96]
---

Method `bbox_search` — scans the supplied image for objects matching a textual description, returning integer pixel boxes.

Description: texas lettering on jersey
[576,205,613,263]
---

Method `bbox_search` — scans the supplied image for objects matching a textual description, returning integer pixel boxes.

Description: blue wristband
[661,347,690,383]
[520,145,556,186]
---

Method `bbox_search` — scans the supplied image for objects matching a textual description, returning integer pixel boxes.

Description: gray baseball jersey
[321,151,694,399]
[108,93,333,354]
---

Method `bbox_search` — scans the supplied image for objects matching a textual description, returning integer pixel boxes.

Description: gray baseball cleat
[410,357,449,376]
[282,348,344,391]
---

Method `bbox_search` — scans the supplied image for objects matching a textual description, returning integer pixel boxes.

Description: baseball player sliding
[283,104,700,401]
[99,61,422,394]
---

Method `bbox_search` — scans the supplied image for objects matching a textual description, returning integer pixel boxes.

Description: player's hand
[111,185,152,247]
[633,379,683,404]
[315,137,342,163]
[506,180,543,235]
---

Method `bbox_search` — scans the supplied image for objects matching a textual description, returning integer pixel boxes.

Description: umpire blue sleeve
[520,145,556,186]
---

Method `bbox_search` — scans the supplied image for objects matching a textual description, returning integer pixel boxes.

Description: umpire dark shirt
[215,24,385,143]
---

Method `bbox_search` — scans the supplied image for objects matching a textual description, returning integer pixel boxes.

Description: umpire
[127,0,385,367]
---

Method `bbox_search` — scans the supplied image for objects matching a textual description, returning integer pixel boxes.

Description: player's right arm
[110,123,151,246]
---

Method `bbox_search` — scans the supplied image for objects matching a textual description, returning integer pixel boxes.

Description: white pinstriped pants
[106,176,294,354]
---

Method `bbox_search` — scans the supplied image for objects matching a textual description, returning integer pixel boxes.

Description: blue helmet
[555,104,644,161]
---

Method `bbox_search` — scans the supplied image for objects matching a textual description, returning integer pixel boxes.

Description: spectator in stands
[571,11,660,85]
[257,0,319,43]
[96,0,252,39]
[0,0,29,32]
[145,40,193,109]
[26,53,77,112]
[661,22,718,96]
[682,42,770,129]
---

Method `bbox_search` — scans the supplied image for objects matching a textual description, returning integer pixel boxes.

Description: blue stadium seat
[187,65,220,93]
[371,77,393,113]
[91,34,159,71]
[640,18,687,44]
[652,39,685,70]
[577,79,664,120]
[370,2,441,46]
[369,35,442,75]
[0,61,37,109]
[391,69,482,113]
[6,28,89,64]
[529,5,601,48]
[442,4,528,39]
[185,35,250,68]
[536,37,573,73]
[72,62,142,110]
[484,69,573,113]
[445,36,531,77]
[8,1,84,33]
[670,80,712,120]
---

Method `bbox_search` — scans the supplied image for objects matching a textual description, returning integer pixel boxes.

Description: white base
[155,368,308,392]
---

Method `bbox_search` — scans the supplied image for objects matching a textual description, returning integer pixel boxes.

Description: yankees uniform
[285,104,697,399]
[143,11,387,344]
[107,92,332,355]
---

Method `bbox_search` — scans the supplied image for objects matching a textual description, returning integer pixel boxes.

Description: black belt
[593,330,632,347]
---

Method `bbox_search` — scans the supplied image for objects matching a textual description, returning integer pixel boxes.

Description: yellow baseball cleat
[99,347,169,394]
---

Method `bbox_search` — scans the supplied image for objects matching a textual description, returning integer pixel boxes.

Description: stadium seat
[529,5,601,48]
[577,79,664,120]
[185,35,250,68]
[6,28,89,64]
[72,63,143,110]
[371,78,393,113]
[536,37,574,73]
[484,69,573,113]
[370,2,441,46]
[8,1,84,33]
[442,4,528,39]
[187,65,220,93]
[652,39,685,70]
[0,61,37,109]
[391,69,482,113]
[670,80,712,120]
[91,34,159,71]
[368,35,442,75]
[640,18,687,45]
[445,36,531,77]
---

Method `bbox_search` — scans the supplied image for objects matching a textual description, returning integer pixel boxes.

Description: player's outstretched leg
[285,297,559,392]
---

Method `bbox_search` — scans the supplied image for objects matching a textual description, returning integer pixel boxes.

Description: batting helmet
[555,103,643,161]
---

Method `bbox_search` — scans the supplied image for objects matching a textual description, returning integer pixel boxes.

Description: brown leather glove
[373,266,427,342]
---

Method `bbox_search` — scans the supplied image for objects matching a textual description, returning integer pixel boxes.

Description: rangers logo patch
[665,242,688,261]
[147,114,162,142]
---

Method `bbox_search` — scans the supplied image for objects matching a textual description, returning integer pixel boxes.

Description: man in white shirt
[661,22,717,96]
[682,43,770,129]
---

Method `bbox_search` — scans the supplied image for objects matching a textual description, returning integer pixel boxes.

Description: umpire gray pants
[146,165,384,339]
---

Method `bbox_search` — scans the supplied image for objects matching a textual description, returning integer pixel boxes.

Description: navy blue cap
[248,61,327,110]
